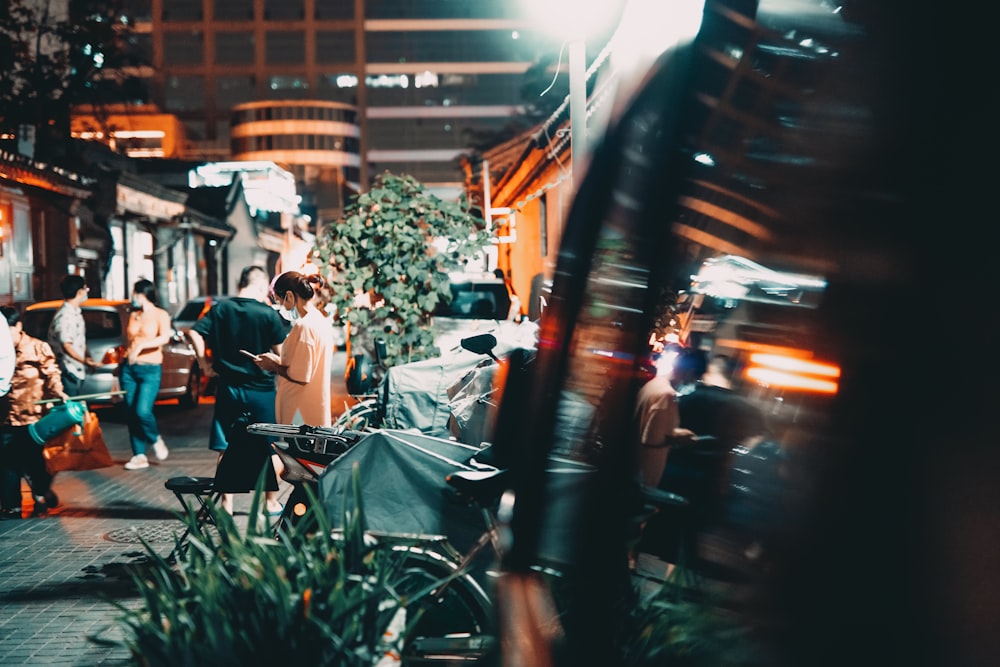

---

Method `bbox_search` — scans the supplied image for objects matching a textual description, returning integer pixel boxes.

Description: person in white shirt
[255,271,334,428]
[47,275,97,396]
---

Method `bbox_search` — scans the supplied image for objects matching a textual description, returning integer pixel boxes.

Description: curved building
[230,100,362,224]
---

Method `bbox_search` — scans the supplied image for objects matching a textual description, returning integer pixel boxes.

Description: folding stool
[163,475,221,562]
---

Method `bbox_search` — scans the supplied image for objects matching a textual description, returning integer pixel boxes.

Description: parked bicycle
[249,420,506,665]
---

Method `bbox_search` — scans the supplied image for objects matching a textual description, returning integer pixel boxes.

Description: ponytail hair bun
[305,273,326,291]
[272,270,318,300]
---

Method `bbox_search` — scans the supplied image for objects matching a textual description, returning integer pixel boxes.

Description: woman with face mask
[121,279,173,470]
[255,271,334,428]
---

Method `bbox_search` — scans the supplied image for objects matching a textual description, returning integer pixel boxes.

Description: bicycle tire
[391,546,498,665]
[334,398,379,431]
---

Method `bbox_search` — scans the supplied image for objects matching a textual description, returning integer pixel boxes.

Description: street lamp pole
[568,35,588,185]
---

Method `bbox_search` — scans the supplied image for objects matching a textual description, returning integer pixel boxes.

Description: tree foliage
[314,172,490,368]
[0,0,146,159]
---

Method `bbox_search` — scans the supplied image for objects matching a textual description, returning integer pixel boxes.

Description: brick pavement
[0,399,277,666]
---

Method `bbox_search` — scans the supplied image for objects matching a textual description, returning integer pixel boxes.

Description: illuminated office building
[125,0,545,211]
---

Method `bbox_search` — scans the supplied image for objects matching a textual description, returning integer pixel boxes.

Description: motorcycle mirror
[461,333,499,362]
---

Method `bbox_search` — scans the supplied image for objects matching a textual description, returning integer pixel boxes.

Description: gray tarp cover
[317,428,596,567]
[318,429,491,556]
[379,352,485,439]
[379,321,539,439]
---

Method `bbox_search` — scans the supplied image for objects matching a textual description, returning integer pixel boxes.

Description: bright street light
[522,0,706,184]
[521,0,628,183]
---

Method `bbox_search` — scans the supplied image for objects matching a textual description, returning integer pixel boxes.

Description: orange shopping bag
[42,409,114,474]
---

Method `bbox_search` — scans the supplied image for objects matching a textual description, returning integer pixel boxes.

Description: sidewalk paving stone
[0,400,277,666]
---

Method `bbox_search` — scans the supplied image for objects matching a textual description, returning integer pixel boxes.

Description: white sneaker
[124,454,149,470]
[152,437,169,461]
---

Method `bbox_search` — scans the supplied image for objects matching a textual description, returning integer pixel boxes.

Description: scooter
[254,332,511,536]
[248,423,366,534]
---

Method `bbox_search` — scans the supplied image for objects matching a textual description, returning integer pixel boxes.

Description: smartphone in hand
[239,349,260,361]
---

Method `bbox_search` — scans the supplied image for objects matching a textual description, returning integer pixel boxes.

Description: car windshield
[21,307,122,341]
[434,282,510,320]
[174,300,212,321]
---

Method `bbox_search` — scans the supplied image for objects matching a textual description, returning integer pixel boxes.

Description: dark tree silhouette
[0,0,147,160]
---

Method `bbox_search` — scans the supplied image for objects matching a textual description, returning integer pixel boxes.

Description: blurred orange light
[745,367,839,394]
[748,353,841,378]
[745,351,841,394]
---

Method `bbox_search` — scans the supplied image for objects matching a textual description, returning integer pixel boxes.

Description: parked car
[22,298,202,407]
[430,272,531,353]
[172,294,232,334]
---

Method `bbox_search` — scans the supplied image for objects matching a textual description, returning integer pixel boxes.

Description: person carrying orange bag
[0,306,68,519]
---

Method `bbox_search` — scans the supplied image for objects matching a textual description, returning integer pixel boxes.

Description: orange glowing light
[744,351,841,394]
[748,353,841,378]
[745,367,839,394]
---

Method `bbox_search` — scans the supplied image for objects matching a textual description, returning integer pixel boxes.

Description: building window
[215,31,255,65]
[316,1,352,19]
[364,0,516,20]
[123,0,152,22]
[366,72,523,106]
[165,76,205,111]
[266,31,305,65]
[216,76,256,108]
[214,0,254,21]
[183,120,207,140]
[366,30,541,63]
[125,33,152,65]
[316,31,355,64]
[264,0,304,20]
[163,31,204,66]
[161,0,202,21]
[265,76,311,99]
[367,117,508,150]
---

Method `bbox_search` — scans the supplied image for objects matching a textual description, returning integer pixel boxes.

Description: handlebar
[248,422,366,459]
[247,422,354,439]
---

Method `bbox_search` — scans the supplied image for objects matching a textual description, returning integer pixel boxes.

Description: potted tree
[313,172,492,371]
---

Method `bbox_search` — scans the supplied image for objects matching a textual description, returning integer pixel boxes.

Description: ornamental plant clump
[98,467,422,666]
[313,171,491,368]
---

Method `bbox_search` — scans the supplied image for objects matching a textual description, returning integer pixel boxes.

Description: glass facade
[215,32,255,65]
[165,76,205,111]
[232,134,360,153]
[232,105,358,124]
[216,76,257,108]
[366,30,541,63]
[123,0,152,22]
[370,161,467,184]
[263,75,312,98]
[368,117,510,150]
[264,0,305,21]
[266,31,306,65]
[365,73,524,106]
[162,0,202,21]
[163,31,204,66]
[214,0,255,21]
[315,2,354,20]
[316,31,356,64]
[364,0,518,20]
[145,0,543,190]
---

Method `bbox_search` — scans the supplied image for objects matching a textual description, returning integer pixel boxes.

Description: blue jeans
[210,382,276,452]
[62,372,84,398]
[119,362,162,457]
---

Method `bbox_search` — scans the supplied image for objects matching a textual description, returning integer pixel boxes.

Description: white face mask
[278,294,299,322]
